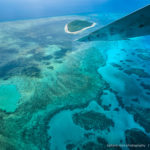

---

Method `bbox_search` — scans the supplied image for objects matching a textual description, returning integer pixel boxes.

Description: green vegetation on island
[67,20,93,32]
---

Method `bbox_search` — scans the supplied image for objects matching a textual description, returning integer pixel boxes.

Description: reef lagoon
[0,13,150,150]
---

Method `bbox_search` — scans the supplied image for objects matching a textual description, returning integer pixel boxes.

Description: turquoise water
[0,1,150,150]
[0,84,20,112]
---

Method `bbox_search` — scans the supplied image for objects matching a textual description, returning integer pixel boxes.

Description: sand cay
[65,20,96,34]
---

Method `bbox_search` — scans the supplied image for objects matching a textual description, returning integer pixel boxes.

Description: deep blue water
[0,0,149,22]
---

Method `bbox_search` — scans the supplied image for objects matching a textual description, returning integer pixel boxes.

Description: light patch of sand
[65,22,96,34]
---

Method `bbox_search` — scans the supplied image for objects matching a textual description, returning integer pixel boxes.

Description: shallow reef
[72,111,114,131]
[0,14,150,150]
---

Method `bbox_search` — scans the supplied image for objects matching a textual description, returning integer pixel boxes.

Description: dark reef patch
[125,128,150,150]
[55,60,63,64]
[66,144,75,150]
[47,66,54,70]
[0,47,18,54]
[72,111,114,131]
[140,82,150,91]
[146,92,150,95]
[42,55,53,60]
[125,59,133,63]
[33,52,53,61]
[54,48,69,59]
[21,66,41,78]
[114,107,120,111]
[0,47,19,65]
[0,59,25,78]
[0,58,41,79]
[98,96,111,111]
[137,53,150,61]
[97,137,107,145]
[124,68,150,78]
[115,93,125,108]
[139,24,145,28]
[131,98,139,103]
[111,63,123,70]
[136,49,150,53]
[126,107,150,133]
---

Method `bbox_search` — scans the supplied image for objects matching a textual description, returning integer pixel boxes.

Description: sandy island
[65,22,96,34]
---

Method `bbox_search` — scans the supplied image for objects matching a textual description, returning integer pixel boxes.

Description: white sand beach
[65,22,96,34]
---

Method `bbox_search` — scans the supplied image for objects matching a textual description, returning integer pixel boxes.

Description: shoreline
[64,22,96,34]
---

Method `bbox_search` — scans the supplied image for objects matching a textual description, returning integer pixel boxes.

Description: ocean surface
[0,0,150,21]
[0,0,150,150]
